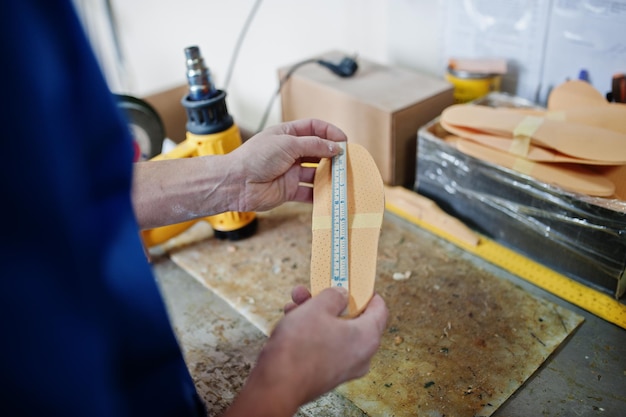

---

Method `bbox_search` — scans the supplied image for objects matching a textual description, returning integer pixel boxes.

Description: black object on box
[415,93,626,299]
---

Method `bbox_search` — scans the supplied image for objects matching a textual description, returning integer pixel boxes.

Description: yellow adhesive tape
[545,111,566,121]
[512,157,535,175]
[509,136,531,157]
[312,213,384,230]
[511,115,544,157]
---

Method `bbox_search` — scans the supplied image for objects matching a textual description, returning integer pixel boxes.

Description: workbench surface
[152,203,626,417]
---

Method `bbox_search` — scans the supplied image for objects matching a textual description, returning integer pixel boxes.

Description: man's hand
[132,119,346,229]
[230,119,347,212]
[223,286,388,417]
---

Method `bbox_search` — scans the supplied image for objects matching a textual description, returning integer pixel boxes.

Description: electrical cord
[218,0,359,134]
[218,0,317,134]
[256,55,358,133]
[223,0,264,90]
[256,58,319,134]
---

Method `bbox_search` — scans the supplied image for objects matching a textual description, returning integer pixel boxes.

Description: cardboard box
[279,51,454,186]
[143,84,189,144]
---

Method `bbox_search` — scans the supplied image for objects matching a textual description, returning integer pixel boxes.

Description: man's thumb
[310,286,349,316]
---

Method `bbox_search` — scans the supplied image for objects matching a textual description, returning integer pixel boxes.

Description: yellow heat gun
[141,46,257,247]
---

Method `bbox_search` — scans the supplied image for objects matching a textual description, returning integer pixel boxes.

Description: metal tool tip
[184,46,201,60]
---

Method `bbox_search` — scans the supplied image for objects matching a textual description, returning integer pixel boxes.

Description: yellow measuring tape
[385,201,626,330]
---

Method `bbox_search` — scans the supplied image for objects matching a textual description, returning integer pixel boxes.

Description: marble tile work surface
[157,202,584,416]
[154,258,366,417]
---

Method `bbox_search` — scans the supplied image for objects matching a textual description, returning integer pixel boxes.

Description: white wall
[387,0,444,77]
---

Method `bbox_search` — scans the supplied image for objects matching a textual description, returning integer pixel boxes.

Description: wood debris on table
[168,202,584,417]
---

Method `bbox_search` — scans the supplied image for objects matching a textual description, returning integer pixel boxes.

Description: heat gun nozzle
[184,46,216,101]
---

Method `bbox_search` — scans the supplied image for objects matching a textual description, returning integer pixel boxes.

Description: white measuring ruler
[331,142,349,289]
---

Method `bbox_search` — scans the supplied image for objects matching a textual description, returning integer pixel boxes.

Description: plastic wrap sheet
[415,117,626,299]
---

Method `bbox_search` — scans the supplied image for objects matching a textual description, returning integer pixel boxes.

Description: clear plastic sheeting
[415,115,626,299]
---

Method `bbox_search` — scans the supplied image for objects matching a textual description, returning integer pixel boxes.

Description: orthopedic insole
[310,143,384,318]
[440,120,618,165]
[441,104,626,163]
[444,136,616,197]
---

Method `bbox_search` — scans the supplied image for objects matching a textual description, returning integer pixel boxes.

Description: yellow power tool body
[141,46,257,247]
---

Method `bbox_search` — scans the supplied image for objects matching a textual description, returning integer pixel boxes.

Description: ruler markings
[331,142,349,289]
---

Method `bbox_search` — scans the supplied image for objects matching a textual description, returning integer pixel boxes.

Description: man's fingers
[284,302,298,314]
[308,286,349,316]
[284,136,343,161]
[284,285,312,314]
[280,119,348,143]
[291,285,311,305]
[355,293,389,334]
[298,166,317,185]
[292,186,313,204]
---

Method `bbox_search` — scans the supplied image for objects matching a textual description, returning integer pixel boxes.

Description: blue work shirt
[0,1,205,416]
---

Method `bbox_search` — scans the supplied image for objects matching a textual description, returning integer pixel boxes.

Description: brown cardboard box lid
[279,50,452,112]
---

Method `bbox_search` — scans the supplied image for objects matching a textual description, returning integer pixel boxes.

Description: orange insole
[310,143,384,318]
